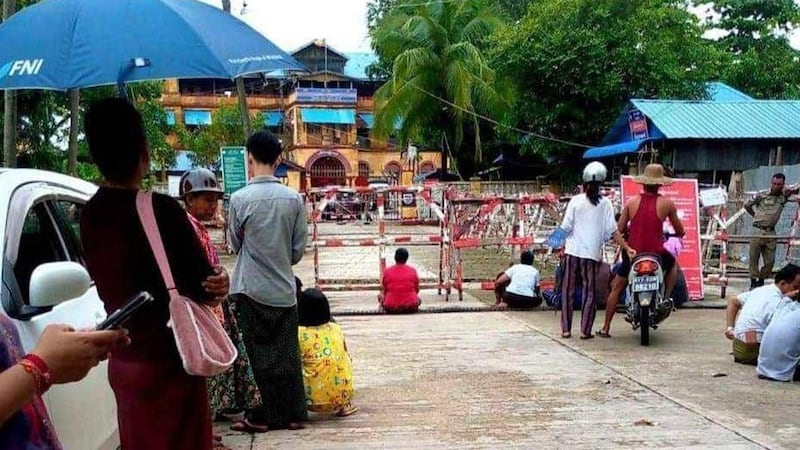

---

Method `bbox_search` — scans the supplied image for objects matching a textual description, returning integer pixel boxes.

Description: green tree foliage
[370,0,509,167]
[491,0,724,160]
[177,103,263,168]
[698,0,800,98]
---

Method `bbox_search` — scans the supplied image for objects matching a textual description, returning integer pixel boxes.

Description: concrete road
[215,307,792,449]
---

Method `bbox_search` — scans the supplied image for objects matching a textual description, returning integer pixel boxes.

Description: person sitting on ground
[757,300,800,382]
[297,288,358,416]
[725,264,800,365]
[379,248,421,314]
[494,250,542,309]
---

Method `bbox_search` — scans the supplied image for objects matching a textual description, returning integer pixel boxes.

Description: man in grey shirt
[227,130,308,432]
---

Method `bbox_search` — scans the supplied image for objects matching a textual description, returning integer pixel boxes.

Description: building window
[419,161,436,173]
[358,161,370,178]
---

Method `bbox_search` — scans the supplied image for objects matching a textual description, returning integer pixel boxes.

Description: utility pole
[2,0,17,167]
[222,0,252,140]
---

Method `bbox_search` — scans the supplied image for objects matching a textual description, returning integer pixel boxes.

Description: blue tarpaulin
[0,0,304,91]
[358,113,374,129]
[300,108,356,124]
[184,109,212,126]
[264,110,283,127]
[583,139,651,159]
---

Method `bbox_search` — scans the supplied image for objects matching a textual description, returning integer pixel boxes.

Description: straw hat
[634,164,673,186]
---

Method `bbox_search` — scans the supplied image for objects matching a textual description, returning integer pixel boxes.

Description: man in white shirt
[494,250,541,309]
[725,264,800,365]
[757,306,800,382]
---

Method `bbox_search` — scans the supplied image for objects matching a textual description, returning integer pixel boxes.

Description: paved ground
[213,226,798,450]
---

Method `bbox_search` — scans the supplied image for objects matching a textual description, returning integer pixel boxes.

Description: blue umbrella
[0,0,305,91]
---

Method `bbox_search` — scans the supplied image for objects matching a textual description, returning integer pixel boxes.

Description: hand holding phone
[95,292,154,331]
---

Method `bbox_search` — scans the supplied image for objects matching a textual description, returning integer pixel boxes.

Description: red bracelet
[20,354,53,394]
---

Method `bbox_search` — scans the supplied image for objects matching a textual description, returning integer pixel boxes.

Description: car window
[50,200,85,265]
[14,203,68,304]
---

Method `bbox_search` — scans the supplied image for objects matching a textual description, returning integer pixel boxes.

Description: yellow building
[161,40,440,192]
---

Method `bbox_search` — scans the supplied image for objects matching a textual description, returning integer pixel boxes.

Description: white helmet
[582,161,608,183]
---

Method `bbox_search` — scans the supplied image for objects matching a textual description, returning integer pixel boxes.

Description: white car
[0,169,118,449]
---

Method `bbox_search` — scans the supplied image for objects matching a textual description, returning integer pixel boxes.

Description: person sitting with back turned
[379,248,421,314]
[494,250,542,309]
[724,264,800,365]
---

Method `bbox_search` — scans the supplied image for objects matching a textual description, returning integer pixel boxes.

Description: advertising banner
[620,176,704,300]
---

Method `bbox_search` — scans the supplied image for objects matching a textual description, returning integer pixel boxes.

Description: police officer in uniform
[745,173,800,290]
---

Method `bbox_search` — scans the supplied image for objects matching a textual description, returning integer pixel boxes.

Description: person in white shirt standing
[724,263,800,365]
[494,250,541,309]
[560,162,621,339]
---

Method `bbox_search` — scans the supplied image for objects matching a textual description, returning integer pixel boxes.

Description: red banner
[620,176,704,300]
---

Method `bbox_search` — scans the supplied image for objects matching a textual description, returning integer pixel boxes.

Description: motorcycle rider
[599,164,684,338]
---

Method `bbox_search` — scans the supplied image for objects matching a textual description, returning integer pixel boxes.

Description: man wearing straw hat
[599,164,685,337]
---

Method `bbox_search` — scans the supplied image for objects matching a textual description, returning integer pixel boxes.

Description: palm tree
[370,0,507,172]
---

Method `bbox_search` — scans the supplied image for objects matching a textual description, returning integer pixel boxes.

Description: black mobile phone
[95,292,154,331]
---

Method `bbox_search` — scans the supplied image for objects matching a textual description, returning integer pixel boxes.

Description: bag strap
[135,191,177,294]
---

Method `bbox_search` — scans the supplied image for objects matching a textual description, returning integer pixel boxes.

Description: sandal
[288,422,306,431]
[336,403,359,417]
[580,334,595,340]
[597,330,611,338]
[230,418,269,434]
[561,332,572,339]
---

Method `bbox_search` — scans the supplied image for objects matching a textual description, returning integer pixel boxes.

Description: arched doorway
[310,156,346,187]
[384,161,403,186]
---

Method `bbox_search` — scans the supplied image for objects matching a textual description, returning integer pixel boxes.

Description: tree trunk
[236,77,252,139]
[472,115,482,164]
[2,0,17,168]
[67,89,81,175]
[219,0,251,140]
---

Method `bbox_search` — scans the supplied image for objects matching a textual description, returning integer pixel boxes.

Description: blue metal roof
[583,139,652,159]
[631,99,800,139]
[358,113,374,129]
[343,52,377,80]
[264,110,284,127]
[705,82,753,102]
[299,108,356,124]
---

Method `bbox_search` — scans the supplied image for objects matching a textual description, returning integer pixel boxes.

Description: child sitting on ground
[297,288,358,417]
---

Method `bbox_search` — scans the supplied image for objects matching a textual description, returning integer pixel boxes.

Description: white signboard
[699,187,727,207]
[168,175,182,198]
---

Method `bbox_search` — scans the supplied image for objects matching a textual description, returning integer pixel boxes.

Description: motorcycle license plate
[632,276,659,293]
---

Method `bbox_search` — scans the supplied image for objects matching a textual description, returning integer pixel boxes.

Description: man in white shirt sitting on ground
[494,250,541,309]
[725,264,800,365]
[757,305,800,382]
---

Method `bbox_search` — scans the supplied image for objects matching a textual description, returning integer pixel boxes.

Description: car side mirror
[29,262,91,308]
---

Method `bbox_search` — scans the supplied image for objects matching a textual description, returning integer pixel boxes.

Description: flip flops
[230,419,269,434]
[597,330,612,338]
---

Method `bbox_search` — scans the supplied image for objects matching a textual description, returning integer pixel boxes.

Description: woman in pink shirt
[379,248,421,314]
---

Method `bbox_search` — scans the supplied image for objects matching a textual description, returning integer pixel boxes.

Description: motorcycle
[624,239,678,346]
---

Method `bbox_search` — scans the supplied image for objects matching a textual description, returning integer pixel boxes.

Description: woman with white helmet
[558,162,621,339]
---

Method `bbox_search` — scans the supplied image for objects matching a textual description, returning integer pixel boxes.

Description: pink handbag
[136,191,237,377]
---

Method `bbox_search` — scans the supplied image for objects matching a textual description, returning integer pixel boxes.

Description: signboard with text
[620,176,704,300]
[628,108,649,140]
[220,146,248,195]
[296,88,357,104]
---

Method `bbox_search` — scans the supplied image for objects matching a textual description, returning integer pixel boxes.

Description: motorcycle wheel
[640,305,650,346]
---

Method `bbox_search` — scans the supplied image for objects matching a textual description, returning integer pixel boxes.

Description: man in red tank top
[598,164,685,337]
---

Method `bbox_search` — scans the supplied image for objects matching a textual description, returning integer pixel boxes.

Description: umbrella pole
[117,81,128,100]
